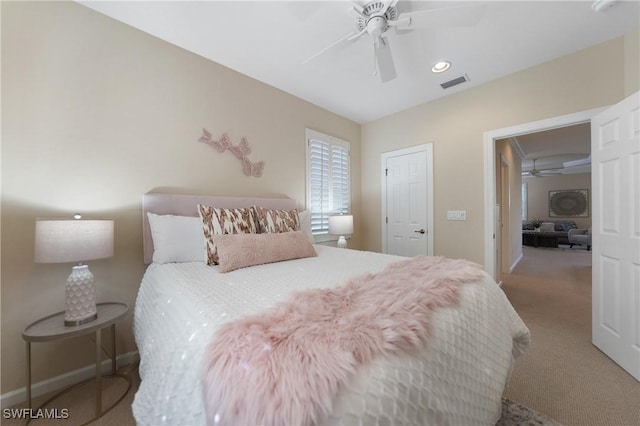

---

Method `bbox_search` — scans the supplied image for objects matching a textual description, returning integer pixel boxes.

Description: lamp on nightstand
[328,214,353,249]
[35,216,114,326]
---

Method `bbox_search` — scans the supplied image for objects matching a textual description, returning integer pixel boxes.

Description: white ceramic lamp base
[329,215,353,250]
[65,265,97,326]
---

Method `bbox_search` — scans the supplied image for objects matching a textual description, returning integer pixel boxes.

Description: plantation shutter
[306,130,350,239]
[331,144,350,215]
[309,138,331,234]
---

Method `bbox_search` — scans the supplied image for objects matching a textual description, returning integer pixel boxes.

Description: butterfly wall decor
[198,128,265,177]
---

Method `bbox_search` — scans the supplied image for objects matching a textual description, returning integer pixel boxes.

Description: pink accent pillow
[213,230,317,273]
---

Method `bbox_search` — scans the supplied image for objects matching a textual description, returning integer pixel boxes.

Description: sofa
[522,220,578,245]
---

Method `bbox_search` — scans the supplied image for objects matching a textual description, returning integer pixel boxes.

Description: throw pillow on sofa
[539,222,555,232]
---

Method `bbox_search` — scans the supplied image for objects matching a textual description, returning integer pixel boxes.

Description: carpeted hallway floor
[502,246,640,426]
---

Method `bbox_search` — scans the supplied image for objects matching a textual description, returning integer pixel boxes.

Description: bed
[133,192,530,426]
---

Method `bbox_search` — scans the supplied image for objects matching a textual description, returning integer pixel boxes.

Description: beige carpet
[502,246,640,426]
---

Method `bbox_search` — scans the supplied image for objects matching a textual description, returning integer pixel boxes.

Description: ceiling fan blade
[302,30,361,64]
[349,2,367,19]
[394,3,486,30]
[374,36,397,83]
[347,27,367,41]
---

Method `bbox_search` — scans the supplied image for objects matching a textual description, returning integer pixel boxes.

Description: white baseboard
[510,252,523,273]
[0,351,139,409]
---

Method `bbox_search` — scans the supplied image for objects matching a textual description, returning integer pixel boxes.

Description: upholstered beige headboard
[142,193,298,264]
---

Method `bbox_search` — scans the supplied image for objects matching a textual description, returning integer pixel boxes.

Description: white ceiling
[515,123,592,175]
[78,0,640,124]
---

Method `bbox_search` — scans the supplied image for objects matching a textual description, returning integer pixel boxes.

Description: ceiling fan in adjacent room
[303,0,485,83]
[522,154,592,177]
[522,158,562,177]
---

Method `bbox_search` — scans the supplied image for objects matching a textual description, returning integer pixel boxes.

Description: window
[306,129,350,241]
[521,182,528,220]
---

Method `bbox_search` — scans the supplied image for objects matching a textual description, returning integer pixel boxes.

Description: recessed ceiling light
[431,61,451,73]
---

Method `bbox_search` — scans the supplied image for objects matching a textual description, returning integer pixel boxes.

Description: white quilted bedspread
[132,246,530,426]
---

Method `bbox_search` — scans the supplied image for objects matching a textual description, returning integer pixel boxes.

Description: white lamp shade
[328,215,353,235]
[35,219,114,264]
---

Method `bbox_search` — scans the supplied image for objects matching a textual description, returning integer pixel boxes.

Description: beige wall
[1,2,361,394]
[361,33,636,263]
[524,173,592,230]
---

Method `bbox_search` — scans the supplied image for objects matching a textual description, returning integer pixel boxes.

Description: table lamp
[328,214,353,249]
[35,216,114,326]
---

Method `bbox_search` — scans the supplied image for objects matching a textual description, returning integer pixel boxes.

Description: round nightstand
[22,302,130,424]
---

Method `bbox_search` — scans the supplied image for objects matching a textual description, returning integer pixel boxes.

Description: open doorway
[486,95,640,384]
[482,107,603,278]
[501,122,592,275]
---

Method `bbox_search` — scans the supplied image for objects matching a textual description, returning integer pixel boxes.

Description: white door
[382,144,433,257]
[591,91,640,381]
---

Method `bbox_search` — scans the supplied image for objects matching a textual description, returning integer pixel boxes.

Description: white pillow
[297,210,315,244]
[539,222,555,232]
[147,213,204,263]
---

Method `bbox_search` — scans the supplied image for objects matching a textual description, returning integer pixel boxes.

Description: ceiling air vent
[440,75,469,89]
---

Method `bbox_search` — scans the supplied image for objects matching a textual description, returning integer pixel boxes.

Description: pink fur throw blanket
[202,255,486,426]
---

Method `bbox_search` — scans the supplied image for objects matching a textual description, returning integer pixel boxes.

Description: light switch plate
[447,210,467,221]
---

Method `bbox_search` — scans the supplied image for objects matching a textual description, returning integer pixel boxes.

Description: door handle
[415,229,426,234]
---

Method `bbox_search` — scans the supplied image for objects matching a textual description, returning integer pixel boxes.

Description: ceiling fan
[522,158,562,177]
[303,1,485,83]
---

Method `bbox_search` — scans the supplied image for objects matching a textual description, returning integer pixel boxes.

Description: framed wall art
[549,189,589,217]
